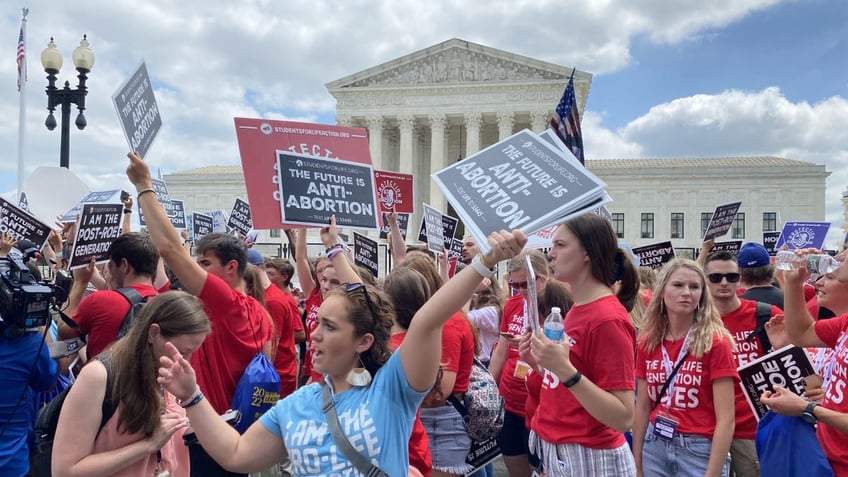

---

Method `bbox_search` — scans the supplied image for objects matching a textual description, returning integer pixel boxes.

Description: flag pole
[17,7,29,202]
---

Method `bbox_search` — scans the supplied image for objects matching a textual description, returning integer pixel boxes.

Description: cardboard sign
[712,240,742,255]
[227,198,253,236]
[61,189,122,223]
[373,170,415,214]
[703,201,742,241]
[276,152,378,230]
[433,129,609,255]
[170,199,187,229]
[379,212,409,240]
[112,60,162,159]
[0,196,52,250]
[775,221,830,250]
[417,204,458,254]
[192,212,213,242]
[448,236,463,260]
[353,232,379,278]
[69,203,123,269]
[632,241,675,270]
[234,118,372,229]
[738,345,816,420]
[763,231,781,255]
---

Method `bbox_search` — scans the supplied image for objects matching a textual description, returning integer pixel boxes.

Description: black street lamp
[40,36,95,169]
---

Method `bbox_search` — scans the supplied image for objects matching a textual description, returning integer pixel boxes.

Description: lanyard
[659,329,692,410]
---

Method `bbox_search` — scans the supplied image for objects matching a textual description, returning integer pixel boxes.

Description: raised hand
[157,342,199,402]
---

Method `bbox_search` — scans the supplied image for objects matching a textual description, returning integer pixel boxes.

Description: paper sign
[234,118,372,229]
[763,231,781,255]
[0,196,52,250]
[775,222,831,250]
[373,170,415,214]
[353,232,379,278]
[737,345,815,420]
[632,241,675,270]
[170,199,187,229]
[192,212,213,242]
[712,240,742,255]
[379,212,409,240]
[69,203,122,269]
[703,201,742,241]
[112,60,162,159]
[23,166,89,226]
[525,224,559,250]
[227,198,253,236]
[419,203,447,254]
[61,189,122,223]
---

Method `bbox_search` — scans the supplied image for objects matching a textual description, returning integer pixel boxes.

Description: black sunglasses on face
[707,273,741,284]
[343,282,378,317]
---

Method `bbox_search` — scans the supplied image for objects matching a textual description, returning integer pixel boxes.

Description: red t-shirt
[524,367,543,429]
[720,298,781,438]
[390,332,432,477]
[636,332,738,439]
[73,283,159,358]
[531,295,636,448]
[442,312,475,394]
[195,273,273,413]
[264,284,302,398]
[302,288,323,382]
[499,295,530,415]
[814,312,848,475]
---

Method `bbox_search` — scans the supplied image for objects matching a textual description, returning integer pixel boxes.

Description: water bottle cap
[552,307,561,314]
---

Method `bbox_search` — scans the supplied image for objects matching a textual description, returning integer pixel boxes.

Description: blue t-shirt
[260,351,427,476]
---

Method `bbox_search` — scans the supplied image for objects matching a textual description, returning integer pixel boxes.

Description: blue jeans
[642,423,729,477]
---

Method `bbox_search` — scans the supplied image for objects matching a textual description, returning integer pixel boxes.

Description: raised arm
[120,196,133,235]
[320,215,360,285]
[783,254,826,347]
[386,208,407,267]
[293,228,317,296]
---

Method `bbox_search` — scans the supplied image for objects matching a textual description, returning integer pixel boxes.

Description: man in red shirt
[128,152,272,477]
[57,232,160,358]
[704,251,782,477]
[264,257,295,295]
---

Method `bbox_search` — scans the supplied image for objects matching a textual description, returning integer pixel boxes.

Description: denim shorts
[420,404,474,475]
[642,423,730,477]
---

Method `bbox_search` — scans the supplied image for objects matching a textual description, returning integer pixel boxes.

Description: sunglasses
[707,273,741,284]
[343,282,378,317]
[508,280,531,290]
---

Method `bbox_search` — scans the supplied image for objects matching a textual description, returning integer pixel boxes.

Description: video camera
[0,257,54,331]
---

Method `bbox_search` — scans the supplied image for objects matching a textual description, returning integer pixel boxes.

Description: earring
[346,355,372,387]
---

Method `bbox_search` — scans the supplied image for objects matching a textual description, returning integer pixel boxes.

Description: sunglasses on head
[508,279,530,290]
[707,272,741,284]
[343,282,378,317]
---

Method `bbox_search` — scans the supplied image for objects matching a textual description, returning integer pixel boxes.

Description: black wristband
[562,371,582,388]
[123,208,132,214]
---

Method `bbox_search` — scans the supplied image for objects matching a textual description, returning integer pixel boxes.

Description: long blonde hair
[639,258,735,358]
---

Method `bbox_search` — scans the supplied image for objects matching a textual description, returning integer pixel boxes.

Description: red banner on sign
[373,170,415,214]
[234,118,372,229]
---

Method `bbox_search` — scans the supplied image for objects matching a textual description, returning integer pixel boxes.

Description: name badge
[514,361,530,379]
[653,415,678,441]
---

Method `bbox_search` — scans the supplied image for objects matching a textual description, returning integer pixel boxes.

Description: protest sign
[227,198,253,236]
[23,166,89,226]
[448,237,464,261]
[208,210,229,233]
[234,118,372,229]
[737,345,816,420]
[712,240,742,255]
[775,221,830,250]
[632,241,675,270]
[353,232,379,278]
[0,196,52,250]
[170,199,187,229]
[433,129,609,255]
[112,60,162,159]
[192,212,213,242]
[379,212,409,240]
[702,201,742,241]
[373,170,414,214]
[61,190,123,223]
[276,152,378,230]
[18,192,28,211]
[465,437,502,476]
[417,204,458,254]
[525,224,559,250]
[68,203,122,270]
[763,231,781,255]
[138,178,176,226]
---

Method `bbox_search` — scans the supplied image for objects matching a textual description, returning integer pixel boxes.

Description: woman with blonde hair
[633,258,737,477]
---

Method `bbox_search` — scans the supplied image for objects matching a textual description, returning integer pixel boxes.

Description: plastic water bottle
[775,250,839,274]
[543,306,564,342]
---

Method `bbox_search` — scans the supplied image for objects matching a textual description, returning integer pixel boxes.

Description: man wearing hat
[738,242,784,309]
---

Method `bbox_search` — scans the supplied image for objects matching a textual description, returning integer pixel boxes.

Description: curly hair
[327,283,394,377]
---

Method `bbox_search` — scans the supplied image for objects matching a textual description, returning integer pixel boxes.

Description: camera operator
[0,233,58,477]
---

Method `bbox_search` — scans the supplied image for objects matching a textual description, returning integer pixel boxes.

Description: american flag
[550,68,584,164]
[16,21,26,92]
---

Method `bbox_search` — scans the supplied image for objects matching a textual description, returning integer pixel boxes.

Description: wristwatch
[801,402,820,425]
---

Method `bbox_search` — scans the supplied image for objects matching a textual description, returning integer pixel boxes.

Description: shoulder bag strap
[320,383,388,477]
[651,352,688,412]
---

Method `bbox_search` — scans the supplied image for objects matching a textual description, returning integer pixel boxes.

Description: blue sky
[1,0,846,246]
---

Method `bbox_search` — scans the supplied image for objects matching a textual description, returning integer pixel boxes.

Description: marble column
[336,115,353,127]
[497,111,514,141]
[530,110,549,133]
[429,113,447,212]
[397,114,415,175]
[464,112,482,157]
[366,115,384,171]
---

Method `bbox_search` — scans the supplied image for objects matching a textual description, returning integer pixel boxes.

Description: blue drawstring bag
[229,352,280,434]
[756,410,833,477]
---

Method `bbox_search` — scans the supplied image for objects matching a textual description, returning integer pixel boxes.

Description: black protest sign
[170,199,187,229]
[632,241,675,270]
[712,240,742,255]
[61,189,122,223]
[763,231,781,256]
[417,204,457,254]
[738,345,815,420]
[465,436,502,475]
[69,203,123,269]
[703,201,742,241]
[353,232,378,278]
[192,212,213,242]
[138,178,176,226]
[0,196,52,250]
[276,152,378,230]
[227,198,253,236]
[112,61,162,159]
[379,212,409,240]
[448,237,463,260]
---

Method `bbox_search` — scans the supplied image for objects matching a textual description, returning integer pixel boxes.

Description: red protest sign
[234,118,372,229]
[373,170,415,214]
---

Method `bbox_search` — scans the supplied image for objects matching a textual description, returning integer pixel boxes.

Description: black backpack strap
[651,352,689,412]
[58,309,86,344]
[95,353,118,431]
[744,302,773,353]
[114,287,146,339]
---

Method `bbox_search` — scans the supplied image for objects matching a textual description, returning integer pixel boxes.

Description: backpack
[114,287,149,338]
[447,357,505,441]
[755,410,834,477]
[744,302,773,353]
[229,308,280,434]
[30,356,116,477]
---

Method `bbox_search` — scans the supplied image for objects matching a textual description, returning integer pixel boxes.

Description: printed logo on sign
[378,180,403,209]
[787,226,815,249]
[260,122,273,135]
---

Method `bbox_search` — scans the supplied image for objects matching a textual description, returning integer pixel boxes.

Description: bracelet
[326,247,345,261]
[123,208,132,214]
[179,388,204,408]
[324,243,343,255]
[137,187,156,200]
[470,254,496,279]
[562,371,582,388]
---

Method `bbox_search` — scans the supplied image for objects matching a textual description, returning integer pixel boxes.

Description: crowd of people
[1,150,847,477]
